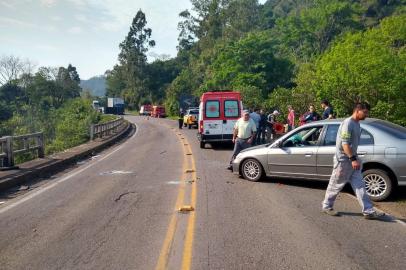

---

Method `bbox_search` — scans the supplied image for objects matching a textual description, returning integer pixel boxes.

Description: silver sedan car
[232,118,406,201]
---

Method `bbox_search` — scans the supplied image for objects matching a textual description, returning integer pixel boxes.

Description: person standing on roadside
[302,104,321,124]
[321,100,334,120]
[287,105,295,131]
[250,108,261,145]
[258,109,267,144]
[266,110,280,142]
[178,109,184,129]
[322,102,385,219]
[227,110,257,170]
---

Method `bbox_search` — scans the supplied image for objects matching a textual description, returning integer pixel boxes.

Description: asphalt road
[0,116,405,270]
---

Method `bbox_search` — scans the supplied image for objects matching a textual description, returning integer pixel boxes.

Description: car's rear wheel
[363,169,393,201]
[241,158,263,182]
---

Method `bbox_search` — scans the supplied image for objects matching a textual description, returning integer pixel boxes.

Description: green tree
[204,32,294,101]
[272,0,362,62]
[296,14,406,124]
[105,65,127,98]
[118,9,155,109]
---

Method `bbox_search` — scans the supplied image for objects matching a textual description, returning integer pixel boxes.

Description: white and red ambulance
[198,91,243,149]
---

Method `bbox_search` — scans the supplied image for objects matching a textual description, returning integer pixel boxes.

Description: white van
[197,91,243,148]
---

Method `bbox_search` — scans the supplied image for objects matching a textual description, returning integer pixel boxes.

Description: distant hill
[80,75,106,97]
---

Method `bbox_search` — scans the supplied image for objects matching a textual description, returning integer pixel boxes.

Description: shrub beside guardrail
[0,132,45,168]
[0,117,125,169]
[89,117,124,140]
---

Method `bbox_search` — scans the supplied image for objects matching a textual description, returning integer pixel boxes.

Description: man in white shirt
[227,110,257,170]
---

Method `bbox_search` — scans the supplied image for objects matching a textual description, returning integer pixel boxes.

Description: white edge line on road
[0,122,138,215]
[344,193,406,228]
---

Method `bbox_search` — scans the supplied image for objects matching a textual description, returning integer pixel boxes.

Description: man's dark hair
[321,99,329,106]
[353,102,371,112]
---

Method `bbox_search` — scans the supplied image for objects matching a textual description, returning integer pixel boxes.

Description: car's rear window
[205,101,220,118]
[190,110,199,114]
[224,100,239,117]
[369,120,406,139]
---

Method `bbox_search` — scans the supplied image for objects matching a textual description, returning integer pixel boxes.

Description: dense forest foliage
[0,58,108,159]
[107,0,405,125]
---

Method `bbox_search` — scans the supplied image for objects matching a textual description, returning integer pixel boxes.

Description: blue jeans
[322,160,374,214]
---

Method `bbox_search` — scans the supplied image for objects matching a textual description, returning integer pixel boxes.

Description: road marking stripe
[181,143,197,270]
[0,123,138,215]
[156,124,198,270]
[155,129,188,270]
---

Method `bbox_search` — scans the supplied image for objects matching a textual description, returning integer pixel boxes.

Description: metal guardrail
[90,117,124,140]
[0,132,44,168]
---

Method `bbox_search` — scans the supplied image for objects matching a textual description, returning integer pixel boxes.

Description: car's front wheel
[363,169,393,201]
[241,158,263,182]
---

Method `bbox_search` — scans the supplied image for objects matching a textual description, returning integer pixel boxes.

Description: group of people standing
[245,99,335,146]
[246,108,280,145]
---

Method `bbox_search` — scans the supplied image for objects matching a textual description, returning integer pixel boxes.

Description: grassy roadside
[125,110,139,116]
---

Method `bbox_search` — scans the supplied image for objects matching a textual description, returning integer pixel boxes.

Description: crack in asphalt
[114,191,137,202]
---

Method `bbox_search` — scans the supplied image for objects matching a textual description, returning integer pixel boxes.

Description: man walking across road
[227,110,257,170]
[322,102,385,219]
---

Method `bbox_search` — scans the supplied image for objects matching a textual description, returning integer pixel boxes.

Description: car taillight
[199,120,203,133]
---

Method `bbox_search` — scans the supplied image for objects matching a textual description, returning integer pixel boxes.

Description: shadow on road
[261,177,329,191]
[261,177,406,202]
[205,142,234,151]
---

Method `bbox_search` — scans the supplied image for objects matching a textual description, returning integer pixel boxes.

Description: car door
[268,125,323,179]
[357,126,375,163]
[316,124,339,179]
[222,99,240,140]
[316,124,375,179]
[203,100,222,138]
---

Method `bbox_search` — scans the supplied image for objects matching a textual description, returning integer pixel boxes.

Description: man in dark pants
[178,109,184,129]
[227,110,257,170]
[257,109,267,144]
[322,102,385,219]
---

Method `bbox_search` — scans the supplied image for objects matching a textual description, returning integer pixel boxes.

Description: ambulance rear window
[224,100,239,117]
[205,101,220,118]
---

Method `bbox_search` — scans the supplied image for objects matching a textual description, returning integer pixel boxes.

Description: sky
[0,0,267,80]
[0,0,194,79]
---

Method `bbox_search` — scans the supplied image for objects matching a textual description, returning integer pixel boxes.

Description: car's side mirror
[274,140,283,148]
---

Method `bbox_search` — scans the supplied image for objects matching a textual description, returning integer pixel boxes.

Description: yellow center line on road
[155,128,187,270]
[155,124,197,270]
[181,143,197,270]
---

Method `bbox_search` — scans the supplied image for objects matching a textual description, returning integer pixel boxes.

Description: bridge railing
[90,117,124,140]
[0,132,45,168]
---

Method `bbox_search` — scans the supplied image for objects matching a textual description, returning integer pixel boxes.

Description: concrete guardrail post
[38,133,45,158]
[90,124,95,140]
[4,136,14,167]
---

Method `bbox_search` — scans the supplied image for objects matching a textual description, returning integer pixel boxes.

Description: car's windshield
[282,126,323,147]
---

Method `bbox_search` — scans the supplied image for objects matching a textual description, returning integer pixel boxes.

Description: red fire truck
[151,105,166,118]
